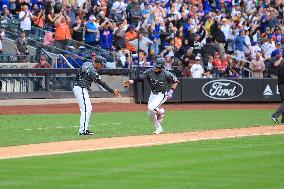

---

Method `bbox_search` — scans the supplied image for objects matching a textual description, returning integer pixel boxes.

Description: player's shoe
[78,130,94,135]
[157,108,165,124]
[270,115,279,124]
[153,127,163,134]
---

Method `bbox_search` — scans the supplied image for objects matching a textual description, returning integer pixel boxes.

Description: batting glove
[166,88,174,100]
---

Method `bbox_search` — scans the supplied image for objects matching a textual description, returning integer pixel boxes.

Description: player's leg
[73,86,93,134]
[148,93,166,134]
[271,85,284,123]
[83,88,93,132]
[155,97,167,123]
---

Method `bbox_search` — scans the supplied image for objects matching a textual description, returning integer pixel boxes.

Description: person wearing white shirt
[250,43,262,59]
[221,18,231,41]
[261,37,276,59]
[190,56,204,78]
[19,5,33,37]
[0,30,4,54]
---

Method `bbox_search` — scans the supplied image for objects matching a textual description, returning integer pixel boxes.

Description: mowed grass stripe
[0,109,277,147]
[0,135,283,189]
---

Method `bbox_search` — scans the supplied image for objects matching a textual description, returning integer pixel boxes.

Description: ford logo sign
[202,79,243,100]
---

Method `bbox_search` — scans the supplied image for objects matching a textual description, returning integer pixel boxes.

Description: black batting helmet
[155,58,165,68]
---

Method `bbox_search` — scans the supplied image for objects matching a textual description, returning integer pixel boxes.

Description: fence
[0,68,133,99]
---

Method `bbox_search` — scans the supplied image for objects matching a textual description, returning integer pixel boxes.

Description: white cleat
[153,127,163,134]
[157,108,165,124]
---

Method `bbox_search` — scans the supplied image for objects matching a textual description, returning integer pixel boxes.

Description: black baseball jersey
[74,62,114,93]
[137,68,178,94]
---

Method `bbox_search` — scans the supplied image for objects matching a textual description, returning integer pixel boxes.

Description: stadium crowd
[0,0,283,78]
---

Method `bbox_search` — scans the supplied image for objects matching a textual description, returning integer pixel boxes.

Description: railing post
[45,73,50,91]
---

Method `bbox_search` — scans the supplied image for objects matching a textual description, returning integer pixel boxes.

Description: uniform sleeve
[133,69,149,82]
[166,71,179,84]
[92,71,114,93]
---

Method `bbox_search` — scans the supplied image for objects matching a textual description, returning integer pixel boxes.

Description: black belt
[152,91,165,95]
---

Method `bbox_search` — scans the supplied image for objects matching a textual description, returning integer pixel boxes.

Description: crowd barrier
[0,68,132,99]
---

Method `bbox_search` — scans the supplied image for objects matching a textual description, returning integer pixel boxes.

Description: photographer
[14,30,29,62]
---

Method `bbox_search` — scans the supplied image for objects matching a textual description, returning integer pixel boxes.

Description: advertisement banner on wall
[135,78,281,103]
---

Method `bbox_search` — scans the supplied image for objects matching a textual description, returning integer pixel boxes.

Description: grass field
[0,108,283,188]
[0,109,277,147]
[0,134,283,189]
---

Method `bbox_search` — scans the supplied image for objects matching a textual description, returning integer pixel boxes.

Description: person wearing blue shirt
[0,0,9,11]
[232,29,248,61]
[99,17,114,50]
[141,2,151,18]
[271,42,284,58]
[85,15,99,47]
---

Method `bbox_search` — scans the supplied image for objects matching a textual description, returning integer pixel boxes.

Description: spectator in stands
[33,55,52,69]
[130,3,142,26]
[182,59,194,78]
[85,15,99,47]
[129,31,153,56]
[213,52,227,77]
[164,55,173,70]
[249,42,262,60]
[54,13,71,50]
[232,29,248,67]
[0,29,4,54]
[65,3,76,27]
[226,26,237,54]
[99,17,114,50]
[271,42,283,58]
[201,38,218,66]
[32,55,51,91]
[19,5,33,37]
[190,56,204,78]
[32,4,44,40]
[113,21,126,50]
[182,47,196,67]
[203,55,214,78]
[274,27,282,43]
[14,30,29,62]
[262,35,276,59]
[125,25,137,53]
[1,5,11,20]
[45,6,59,32]
[211,21,226,44]
[249,52,265,78]
[72,16,84,48]
[146,48,157,66]
[111,0,127,23]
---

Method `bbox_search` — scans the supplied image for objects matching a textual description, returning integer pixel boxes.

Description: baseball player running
[123,58,179,134]
[73,56,120,135]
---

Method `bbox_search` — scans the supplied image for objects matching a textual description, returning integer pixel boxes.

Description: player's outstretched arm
[97,80,121,97]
